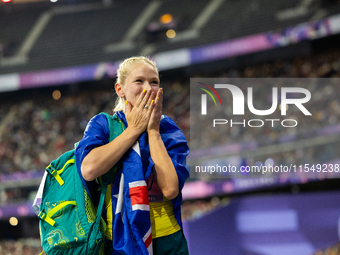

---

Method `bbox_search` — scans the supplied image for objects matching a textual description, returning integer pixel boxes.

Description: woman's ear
[115,83,125,98]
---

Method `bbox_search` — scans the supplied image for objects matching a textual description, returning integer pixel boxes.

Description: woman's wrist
[147,129,160,138]
[125,126,143,141]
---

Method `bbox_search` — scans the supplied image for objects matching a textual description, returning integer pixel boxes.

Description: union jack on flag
[111,140,153,255]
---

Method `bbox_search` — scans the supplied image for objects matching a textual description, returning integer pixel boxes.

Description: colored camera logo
[196,82,223,115]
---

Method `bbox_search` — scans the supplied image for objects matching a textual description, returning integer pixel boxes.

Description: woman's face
[123,62,160,107]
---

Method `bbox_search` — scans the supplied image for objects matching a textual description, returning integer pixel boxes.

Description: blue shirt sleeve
[159,115,190,227]
[75,114,110,200]
[160,115,190,190]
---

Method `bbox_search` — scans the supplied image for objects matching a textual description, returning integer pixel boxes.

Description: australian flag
[109,111,189,255]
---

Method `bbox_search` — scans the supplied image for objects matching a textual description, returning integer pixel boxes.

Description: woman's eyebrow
[134,76,159,80]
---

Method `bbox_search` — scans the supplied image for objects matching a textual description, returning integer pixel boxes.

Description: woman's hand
[125,89,155,135]
[147,88,163,133]
[81,89,157,181]
[147,88,179,199]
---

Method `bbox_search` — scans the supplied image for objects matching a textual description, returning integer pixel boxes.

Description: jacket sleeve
[75,114,110,200]
[159,115,190,227]
[160,115,190,192]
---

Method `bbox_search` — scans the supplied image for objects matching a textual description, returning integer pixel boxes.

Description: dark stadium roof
[0,0,340,75]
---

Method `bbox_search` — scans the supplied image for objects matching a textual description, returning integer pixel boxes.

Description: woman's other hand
[147,88,163,133]
[147,87,179,200]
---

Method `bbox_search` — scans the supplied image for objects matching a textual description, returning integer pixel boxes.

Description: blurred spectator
[0,48,340,202]
[313,242,340,255]
[0,238,42,255]
[181,196,230,221]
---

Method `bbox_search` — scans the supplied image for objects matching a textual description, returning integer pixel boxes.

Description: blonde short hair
[113,56,158,112]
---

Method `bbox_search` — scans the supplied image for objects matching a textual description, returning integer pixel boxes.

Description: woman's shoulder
[160,115,175,129]
[84,113,110,137]
[160,115,185,137]
[160,114,174,125]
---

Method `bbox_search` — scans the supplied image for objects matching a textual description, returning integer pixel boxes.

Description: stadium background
[1,0,340,254]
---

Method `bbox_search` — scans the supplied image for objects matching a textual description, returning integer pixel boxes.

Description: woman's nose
[144,83,152,91]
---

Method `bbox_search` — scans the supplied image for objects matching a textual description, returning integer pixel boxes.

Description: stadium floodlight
[166,29,176,39]
[160,14,173,24]
[2,0,12,3]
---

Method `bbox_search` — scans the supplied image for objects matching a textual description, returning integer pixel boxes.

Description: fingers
[125,89,158,134]
[154,88,163,108]
[149,88,163,118]
[125,100,132,115]
[135,89,152,109]
[146,94,156,116]
[146,88,162,132]
[140,89,154,110]
[134,89,146,108]
[127,88,158,117]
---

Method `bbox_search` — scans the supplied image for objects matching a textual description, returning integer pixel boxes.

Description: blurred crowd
[0,80,189,176]
[1,48,340,252]
[0,89,113,175]
[313,242,340,255]
[0,238,41,255]
[181,196,230,221]
[1,49,340,175]
[0,49,339,203]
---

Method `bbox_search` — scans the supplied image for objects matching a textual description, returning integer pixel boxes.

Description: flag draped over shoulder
[75,111,189,255]
[110,111,189,255]
[110,141,153,255]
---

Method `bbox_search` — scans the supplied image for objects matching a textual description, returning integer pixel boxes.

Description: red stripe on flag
[129,186,149,206]
[144,232,152,249]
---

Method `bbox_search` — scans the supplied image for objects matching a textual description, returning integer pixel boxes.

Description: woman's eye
[136,79,143,83]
